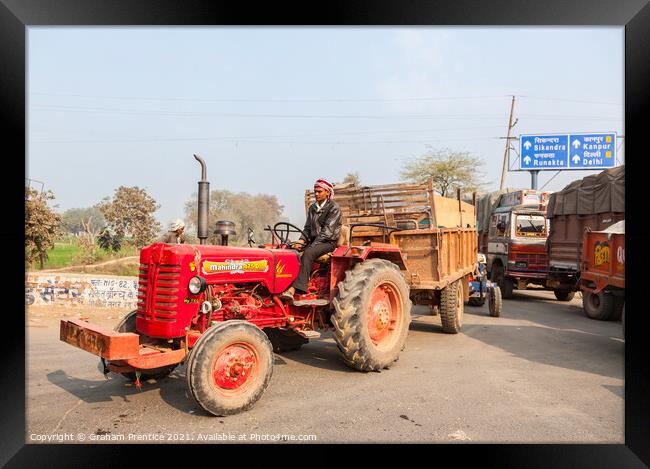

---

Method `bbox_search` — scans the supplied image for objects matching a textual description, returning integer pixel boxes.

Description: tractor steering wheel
[272,222,309,248]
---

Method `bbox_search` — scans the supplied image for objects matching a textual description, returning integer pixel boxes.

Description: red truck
[579,221,625,320]
[476,189,552,298]
[545,165,625,319]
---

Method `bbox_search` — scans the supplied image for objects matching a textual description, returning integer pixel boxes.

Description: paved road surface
[26,289,624,444]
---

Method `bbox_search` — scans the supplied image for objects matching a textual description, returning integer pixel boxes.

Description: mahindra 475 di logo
[594,241,610,267]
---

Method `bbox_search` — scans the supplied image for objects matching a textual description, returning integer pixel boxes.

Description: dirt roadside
[26,304,131,330]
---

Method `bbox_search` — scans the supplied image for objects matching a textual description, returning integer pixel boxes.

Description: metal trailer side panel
[393,228,477,290]
[547,212,625,272]
[580,230,625,292]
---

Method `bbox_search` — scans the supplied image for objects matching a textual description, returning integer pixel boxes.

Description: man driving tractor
[281,178,342,302]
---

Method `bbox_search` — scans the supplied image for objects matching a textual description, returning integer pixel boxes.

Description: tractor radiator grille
[137,263,181,323]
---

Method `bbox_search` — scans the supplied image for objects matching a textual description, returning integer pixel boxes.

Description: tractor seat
[316,225,350,264]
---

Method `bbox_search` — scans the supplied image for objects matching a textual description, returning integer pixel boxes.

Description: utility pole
[499,95,516,190]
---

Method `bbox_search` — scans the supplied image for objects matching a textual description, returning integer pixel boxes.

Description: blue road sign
[568,133,616,169]
[519,133,617,170]
[520,134,569,170]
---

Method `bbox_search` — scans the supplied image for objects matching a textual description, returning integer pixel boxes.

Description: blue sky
[27,27,624,229]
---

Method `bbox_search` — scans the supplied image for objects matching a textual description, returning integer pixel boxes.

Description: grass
[28,237,140,273]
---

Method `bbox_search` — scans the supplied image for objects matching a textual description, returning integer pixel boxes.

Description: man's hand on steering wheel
[272,222,309,249]
[291,239,306,251]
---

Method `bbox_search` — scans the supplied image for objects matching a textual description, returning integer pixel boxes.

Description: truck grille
[137,263,181,323]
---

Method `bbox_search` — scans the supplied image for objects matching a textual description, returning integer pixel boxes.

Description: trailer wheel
[187,320,273,416]
[554,289,576,301]
[488,286,502,318]
[440,278,464,333]
[583,291,615,321]
[109,310,177,382]
[331,259,412,372]
[263,327,308,353]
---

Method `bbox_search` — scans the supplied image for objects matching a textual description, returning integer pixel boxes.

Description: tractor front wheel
[488,286,502,317]
[186,320,274,416]
[332,259,412,372]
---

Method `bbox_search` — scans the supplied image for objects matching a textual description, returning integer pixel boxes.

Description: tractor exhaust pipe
[194,154,209,245]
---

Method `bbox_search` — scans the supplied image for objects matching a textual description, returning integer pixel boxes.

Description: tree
[184,190,285,246]
[25,187,63,269]
[400,148,485,197]
[60,206,106,235]
[99,186,161,248]
[340,172,361,187]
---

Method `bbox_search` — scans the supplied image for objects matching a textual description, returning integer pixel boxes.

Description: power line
[33,136,501,145]
[30,104,623,121]
[31,125,505,144]
[31,92,623,106]
[31,92,512,103]
[518,95,622,106]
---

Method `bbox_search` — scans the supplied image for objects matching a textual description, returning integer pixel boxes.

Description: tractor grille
[137,263,181,323]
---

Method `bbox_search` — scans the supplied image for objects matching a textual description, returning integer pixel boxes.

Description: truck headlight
[188,276,207,294]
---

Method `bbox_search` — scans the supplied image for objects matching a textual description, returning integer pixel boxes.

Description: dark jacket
[301,199,342,245]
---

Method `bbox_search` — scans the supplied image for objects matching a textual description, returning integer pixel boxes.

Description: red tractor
[60,155,414,416]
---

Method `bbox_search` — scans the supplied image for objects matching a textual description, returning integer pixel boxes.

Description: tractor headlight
[188,276,207,295]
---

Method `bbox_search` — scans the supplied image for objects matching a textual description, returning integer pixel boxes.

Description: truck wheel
[582,291,615,321]
[109,310,177,382]
[554,289,576,301]
[488,286,502,318]
[491,267,513,299]
[440,278,464,333]
[186,320,274,416]
[331,259,412,372]
[263,327,308,353]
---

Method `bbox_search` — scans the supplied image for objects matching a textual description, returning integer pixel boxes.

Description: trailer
[579,221,625,320]
[308,180,478,331]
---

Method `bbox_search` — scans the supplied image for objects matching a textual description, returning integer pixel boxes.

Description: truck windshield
[515,215,547,237]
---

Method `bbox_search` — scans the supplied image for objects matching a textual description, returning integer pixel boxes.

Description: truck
[476,189,552,298]
[59,156,477,417]
[545,165,625,319]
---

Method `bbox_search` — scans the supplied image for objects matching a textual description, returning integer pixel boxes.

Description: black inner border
[2,0,649,466]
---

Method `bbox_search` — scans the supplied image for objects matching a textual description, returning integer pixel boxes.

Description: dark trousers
[292,241,336,293]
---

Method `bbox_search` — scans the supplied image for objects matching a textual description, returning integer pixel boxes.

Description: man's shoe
[280,290,294,302]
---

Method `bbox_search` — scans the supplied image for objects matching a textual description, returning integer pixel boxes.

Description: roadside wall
[25,272,139,309]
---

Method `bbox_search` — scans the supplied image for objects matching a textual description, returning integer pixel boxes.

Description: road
[26,289,624,444]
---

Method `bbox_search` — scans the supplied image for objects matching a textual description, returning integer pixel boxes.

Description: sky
[27,27,624,231]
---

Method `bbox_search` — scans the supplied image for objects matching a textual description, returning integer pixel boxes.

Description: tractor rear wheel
[186,320,273,416]
[554,289,575,301]
[583,291,615,320]
[331,259,411,372]
[440,279,464,333]
[488,286,502,318]
[263,327,308,353]
[109,310,177,382]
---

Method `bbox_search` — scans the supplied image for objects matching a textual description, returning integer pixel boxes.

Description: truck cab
[482,190,550,298]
